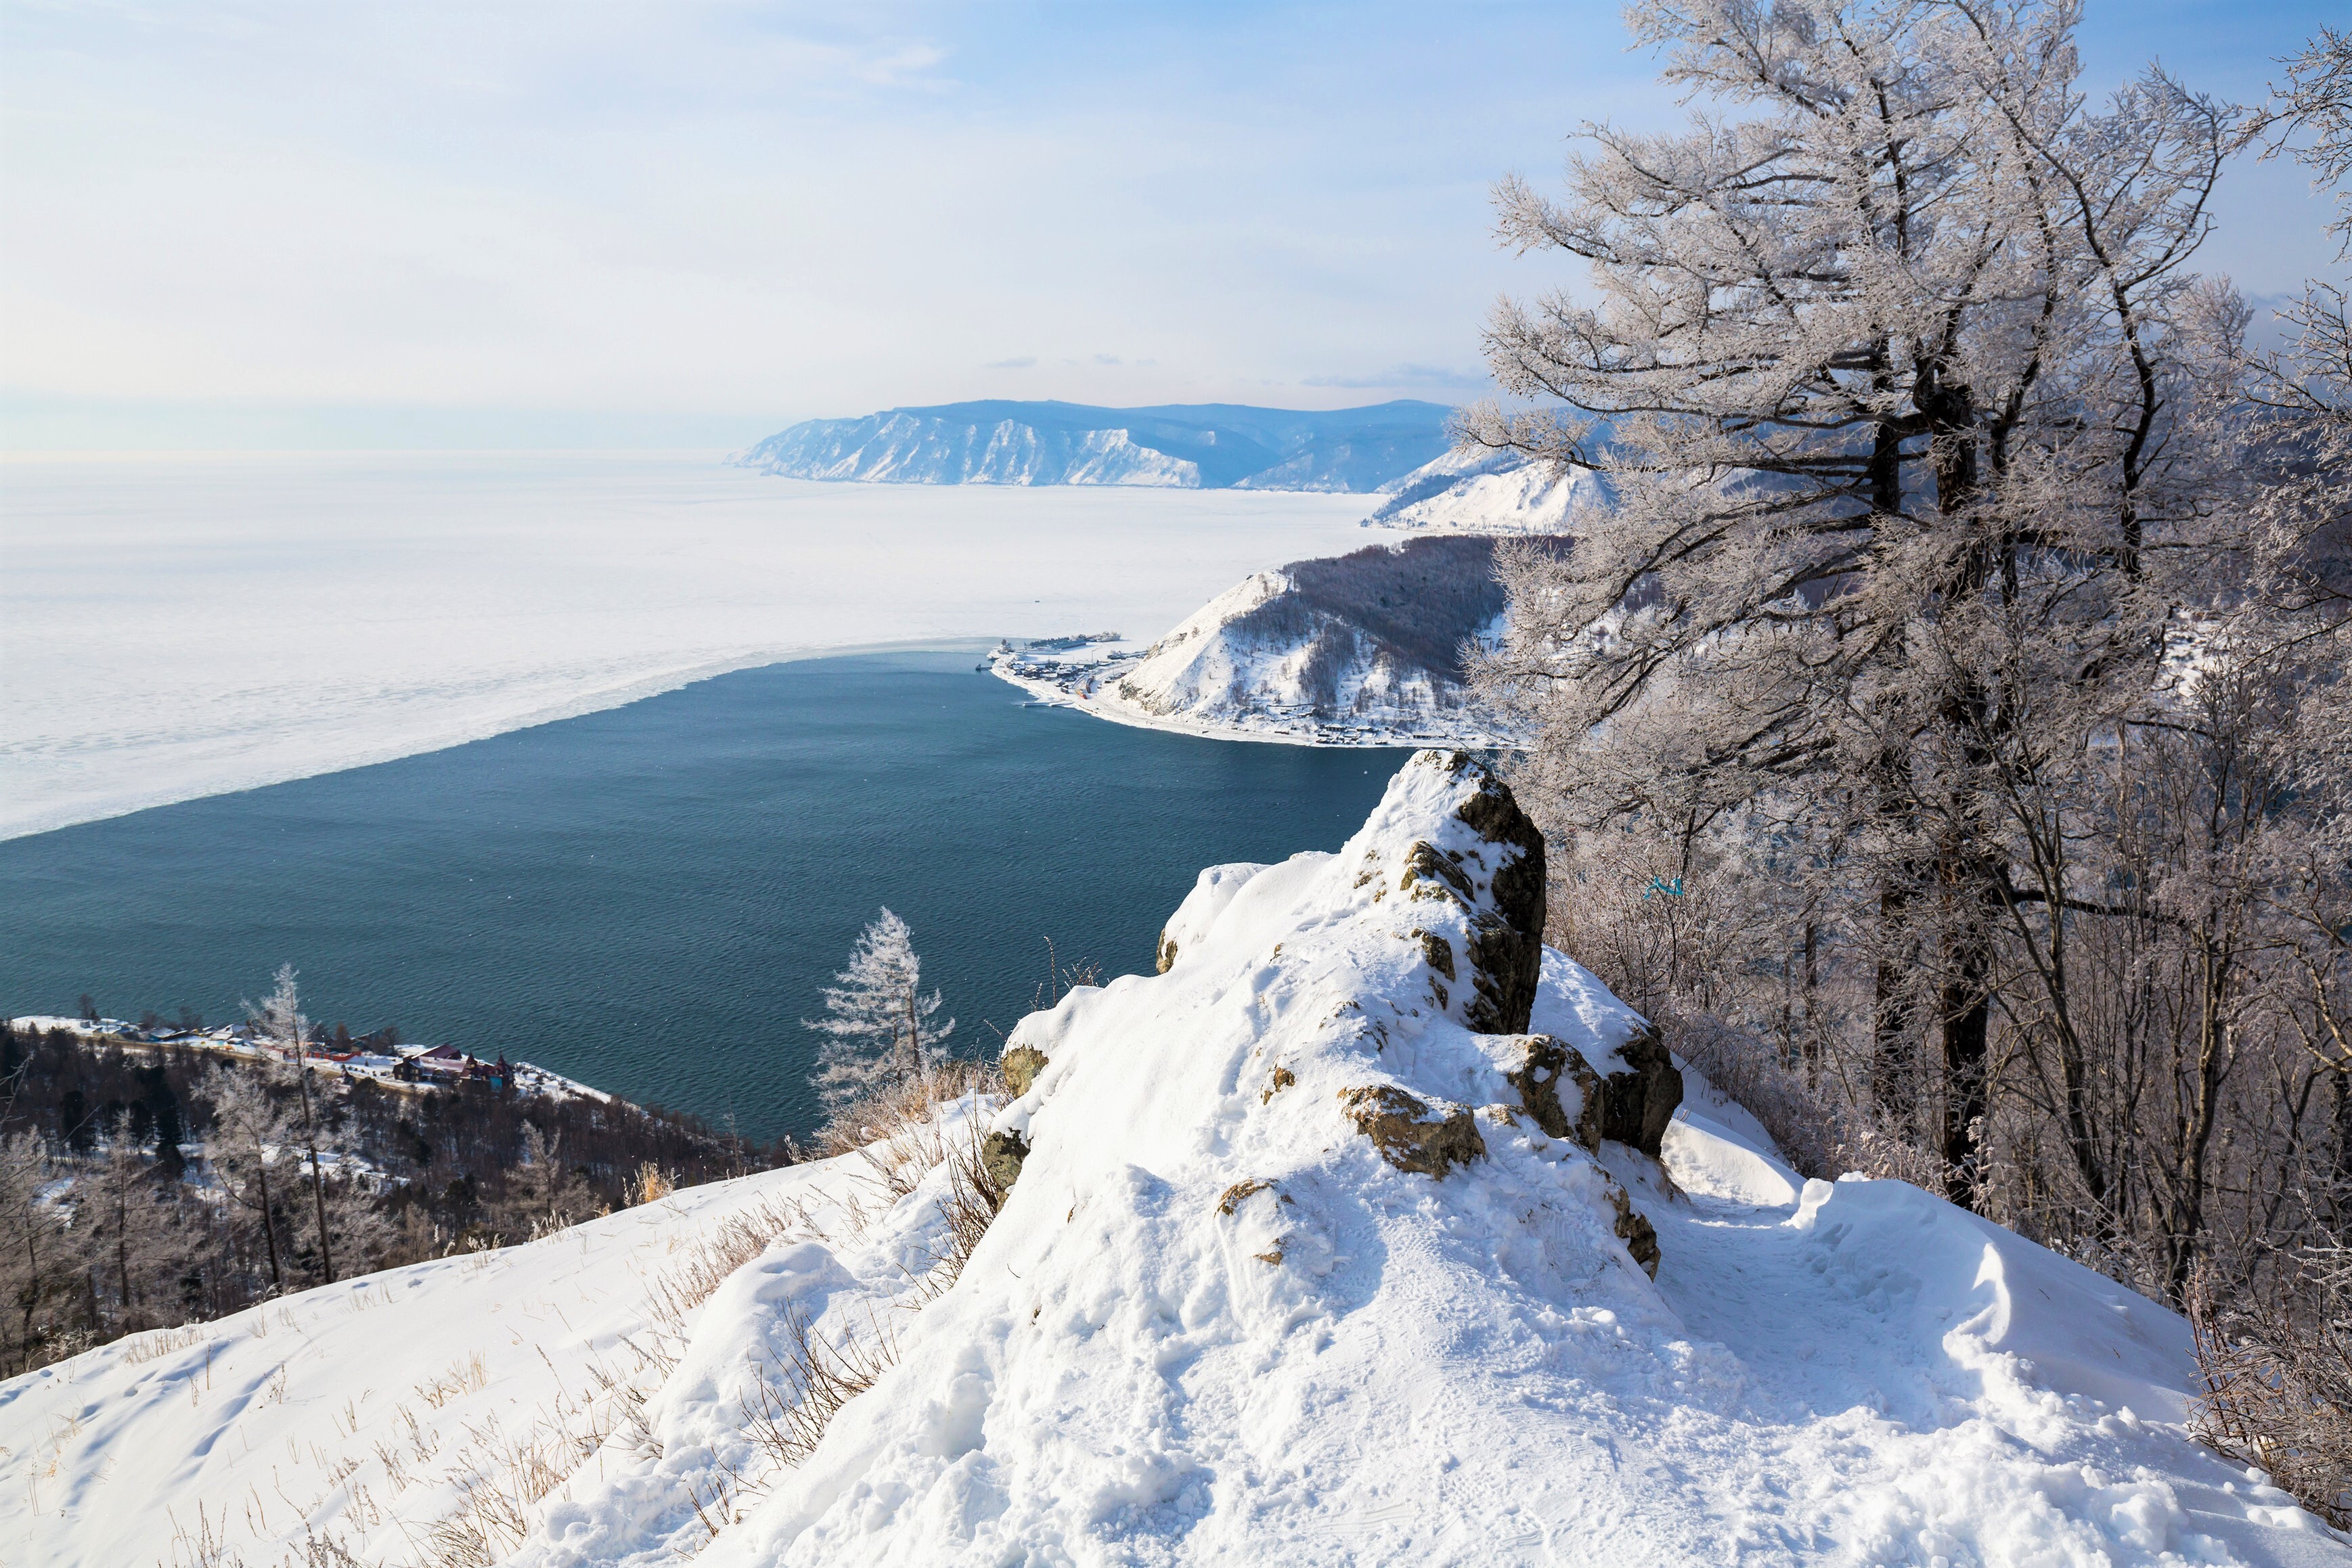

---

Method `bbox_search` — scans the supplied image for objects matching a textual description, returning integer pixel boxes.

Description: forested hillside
[0,1021,789,1375]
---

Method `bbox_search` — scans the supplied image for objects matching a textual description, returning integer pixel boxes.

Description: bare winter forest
[0,1015,789,1379]
[1465,2,2352,1516]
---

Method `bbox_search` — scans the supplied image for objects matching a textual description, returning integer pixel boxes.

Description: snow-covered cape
[1,754,2338,1565]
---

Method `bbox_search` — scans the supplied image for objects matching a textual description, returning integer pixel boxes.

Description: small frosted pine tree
[805,908,954,1119]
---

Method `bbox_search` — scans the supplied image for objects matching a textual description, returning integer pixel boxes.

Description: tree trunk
[1940,939,1993,1209]
[254,1155,282,1293]
[114,1172,132,1314]
[290,1035,336,1284]
[1871,882,1921,1125]
[2165,934,2233,1303]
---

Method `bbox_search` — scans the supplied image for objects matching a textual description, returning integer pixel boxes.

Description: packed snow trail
[1,751,2343,1565]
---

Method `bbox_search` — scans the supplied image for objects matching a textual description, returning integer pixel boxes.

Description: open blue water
[1,652,1413,1140]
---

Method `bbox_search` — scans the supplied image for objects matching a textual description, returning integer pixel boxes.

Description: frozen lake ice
[0,451,1372,839]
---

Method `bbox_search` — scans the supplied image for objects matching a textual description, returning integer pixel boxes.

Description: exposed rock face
[1001,1046,1050,1099]
[1338,1085,1486,1178]
[1503,1035,1605,1150]
[981,1129,1030,1190]
[1601,1029,1685,1158]
[1499,1029,1684,1163]
[1429,754,1549,1035]
[1413,928,1457,981]
[1155,932,1179,974]
[1608,1185,1662,1278]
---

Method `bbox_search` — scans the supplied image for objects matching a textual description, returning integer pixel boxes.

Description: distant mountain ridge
[736,399,1454,492]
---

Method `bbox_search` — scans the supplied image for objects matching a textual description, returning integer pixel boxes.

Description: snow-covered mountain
[1362,445,1603,532]
[5,754,2329,1565]
[736,400,1455,491]
[990,535,1536,745]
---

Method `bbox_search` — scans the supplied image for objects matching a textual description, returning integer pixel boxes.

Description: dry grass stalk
[165,1499,244,1568]
[737,1303,902,1471]
[904,1119,1008,1301]
[413,1351,489,1410]
[411,1410,590,1567]
[384,1076,1006,1563]
[625,1163,674,1207]
[812,1058,1001,1166]
[123,1322,212,1365]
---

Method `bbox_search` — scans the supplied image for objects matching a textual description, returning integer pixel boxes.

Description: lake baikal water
[1,653,1413,1139]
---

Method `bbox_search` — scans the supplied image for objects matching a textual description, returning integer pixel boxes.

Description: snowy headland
[0,452,1373,841]
[3,754,2331,1564]
[988,536,1534,748]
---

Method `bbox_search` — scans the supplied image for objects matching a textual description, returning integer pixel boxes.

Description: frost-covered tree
[805,909,954,1119]
[1466,0,2240,1203]
[202,1067,295,1294]
[514,1122,577,1230]
[2245,26,2352,431]
[0,1129,64,1373]
[246,964,345,1283]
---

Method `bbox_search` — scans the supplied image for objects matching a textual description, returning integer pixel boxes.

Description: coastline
[3,636,999,845]
[984,644,1519,751]
[8,1012,617,1107]
[3,455,1375,843]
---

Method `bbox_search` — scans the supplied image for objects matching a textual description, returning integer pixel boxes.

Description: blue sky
[2,0,2345,449]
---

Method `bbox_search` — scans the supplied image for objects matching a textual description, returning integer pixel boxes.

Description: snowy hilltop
[1361,445,1603,533]
[989,536,1540,746]
[735,400,1454,491]
[2,753,2333,1565]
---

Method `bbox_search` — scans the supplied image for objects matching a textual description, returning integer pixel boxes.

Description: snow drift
[736,401,1455,492]
[3,754,2340,1565]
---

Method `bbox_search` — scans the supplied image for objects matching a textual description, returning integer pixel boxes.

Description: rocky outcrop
[1503,1035,1606,1149]
[1338,1085,1486,1178]
[1499,1029,1684,1163]
[1608,1185,1662,1277]
[1601,1029,1685,1157]
[1448,759,1547,1033]
[1001,1046,1049,1099]
[981,1129,1030,1190]
[994,749,1659,1291]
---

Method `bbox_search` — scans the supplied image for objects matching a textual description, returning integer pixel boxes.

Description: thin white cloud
[1303,364,1491,392]
[1,1,2337,447]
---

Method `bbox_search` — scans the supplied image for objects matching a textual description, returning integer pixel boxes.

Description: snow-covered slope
[3,755,2338,1565]
[1364,447,1601,533]
[990,536,1532,746]
[737,401,1455,492]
